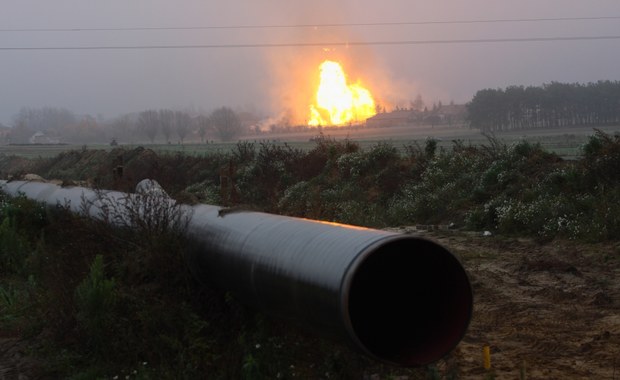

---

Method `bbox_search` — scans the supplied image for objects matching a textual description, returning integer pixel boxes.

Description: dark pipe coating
[344,238,472,366]
[0,180,473,366]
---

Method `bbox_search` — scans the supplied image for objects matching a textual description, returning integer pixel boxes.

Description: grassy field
[1,124,618,159]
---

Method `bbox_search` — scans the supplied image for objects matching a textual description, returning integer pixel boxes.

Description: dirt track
[424,231,620,379]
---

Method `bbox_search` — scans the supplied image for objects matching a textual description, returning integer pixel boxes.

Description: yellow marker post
[483,345,491,370]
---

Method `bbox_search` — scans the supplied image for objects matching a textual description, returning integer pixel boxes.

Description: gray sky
[1,0,620,125]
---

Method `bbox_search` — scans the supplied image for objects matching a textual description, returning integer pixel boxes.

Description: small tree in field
[210,107,243,141]
[196,115,210,143]
[159,109,174,143]
[138,110,160,143]
[175,111,192,143]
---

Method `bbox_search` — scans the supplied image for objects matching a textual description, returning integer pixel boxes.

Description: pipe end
[345,236,473,367]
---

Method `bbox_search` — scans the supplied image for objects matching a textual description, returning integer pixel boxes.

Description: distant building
[366,110,416,128]
[29,131,60,144]
[434,104,468,125]
[366,104,468,128]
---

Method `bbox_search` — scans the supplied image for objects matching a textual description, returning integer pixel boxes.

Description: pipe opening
[347,237,472,367]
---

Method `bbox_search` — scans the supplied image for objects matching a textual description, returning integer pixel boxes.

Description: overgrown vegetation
[0,188,420,378]
[1,129,619,377]
[7,129,619,242]
[213,131,618,240]
[0,191,218,378]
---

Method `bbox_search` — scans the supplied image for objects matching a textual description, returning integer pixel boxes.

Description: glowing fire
[308,60,376,126]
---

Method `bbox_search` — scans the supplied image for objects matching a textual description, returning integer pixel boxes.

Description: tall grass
[74,255,117,353]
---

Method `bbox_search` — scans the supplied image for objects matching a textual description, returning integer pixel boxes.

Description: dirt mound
[0,155,35,178]
[15,147,225,196]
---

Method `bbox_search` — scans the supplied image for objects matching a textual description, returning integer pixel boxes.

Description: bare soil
[424,231,620,379]
[0,338,44,380]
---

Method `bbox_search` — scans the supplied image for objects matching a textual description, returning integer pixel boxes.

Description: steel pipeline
[0,179,473,367]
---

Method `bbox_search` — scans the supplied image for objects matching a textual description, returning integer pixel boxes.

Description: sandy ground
[423,231,620,380]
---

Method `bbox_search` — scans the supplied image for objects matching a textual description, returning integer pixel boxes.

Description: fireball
[308,60,376,126]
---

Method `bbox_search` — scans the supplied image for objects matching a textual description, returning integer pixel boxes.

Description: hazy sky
[1,0,620,125]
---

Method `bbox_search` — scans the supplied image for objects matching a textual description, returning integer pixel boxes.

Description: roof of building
[366,110,414,121]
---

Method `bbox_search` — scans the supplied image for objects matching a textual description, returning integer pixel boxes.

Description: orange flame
[308,60,376,126]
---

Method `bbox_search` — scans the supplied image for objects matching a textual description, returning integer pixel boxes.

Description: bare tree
[62,115,106,143]
[138,110,159,143]
[7,119,32,144]
[210,107,242,141]
[159,109,174,143]
[411,94,425,111]
[109,114,137,143]
[174,111,192,143]
[10,107,77,143]
[196,115,210,143]
[13,107,76,132]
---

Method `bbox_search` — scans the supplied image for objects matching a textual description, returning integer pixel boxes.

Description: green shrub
[184,180,222,205]
[581,129,620,185]
[278,181,312,216]
[0,217,30,274]
[0,194,48,275]
[75,254,117,352]
[424,137,438,158]
[232,140,257,163]
[235,142,304,210]
[0,279,35,331]
[128,301,213,378]
[1,194,47,237]
[241,353,261,380]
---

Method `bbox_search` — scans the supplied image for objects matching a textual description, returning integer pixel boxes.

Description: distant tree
[196,115,210,143]
[7,120,33,144]
[12,107,76,133]
[138,110,159,143]
[174,111,192,143]
[109,114,137,143]
[159,109,174,143]
[210,107,243,141]
[61,115,106,143]
[375,102,383,114]
[411,94,425,111]
[467,88,505,132]
[467,81,620,132]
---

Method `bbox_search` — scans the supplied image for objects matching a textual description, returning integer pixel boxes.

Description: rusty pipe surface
[0,179,473,367]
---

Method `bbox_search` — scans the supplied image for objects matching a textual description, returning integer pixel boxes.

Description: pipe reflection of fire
[308,60,376,126]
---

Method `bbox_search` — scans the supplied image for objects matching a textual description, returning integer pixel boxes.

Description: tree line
[5,106,245,144]
[467,81,620,132]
